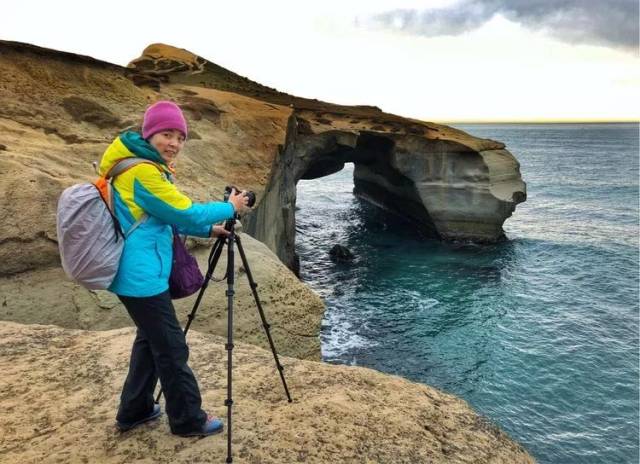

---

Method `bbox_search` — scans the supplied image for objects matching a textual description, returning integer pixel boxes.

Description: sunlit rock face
[352,134,527,242]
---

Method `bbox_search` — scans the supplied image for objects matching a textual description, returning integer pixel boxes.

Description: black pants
[116,290,207,434]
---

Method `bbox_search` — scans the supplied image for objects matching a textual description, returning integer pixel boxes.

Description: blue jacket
[98,131,235,297]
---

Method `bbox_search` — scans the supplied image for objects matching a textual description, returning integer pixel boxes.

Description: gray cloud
[366,0,639,52]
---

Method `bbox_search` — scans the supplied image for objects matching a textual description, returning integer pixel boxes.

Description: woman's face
[148,129,186,165]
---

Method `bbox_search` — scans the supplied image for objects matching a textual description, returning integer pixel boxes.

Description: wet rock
[329,244,355,262]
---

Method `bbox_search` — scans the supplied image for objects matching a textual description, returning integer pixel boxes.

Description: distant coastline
[440,120,639,125]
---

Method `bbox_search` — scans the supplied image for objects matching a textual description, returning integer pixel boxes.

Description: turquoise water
[295,123,639,463]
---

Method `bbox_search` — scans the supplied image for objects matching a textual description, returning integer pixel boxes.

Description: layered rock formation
[0,40,526,278]
[0,322,535,464]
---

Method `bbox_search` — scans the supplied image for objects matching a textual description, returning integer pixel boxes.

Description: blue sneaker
[116,404,162,432]
[177,415,224,437]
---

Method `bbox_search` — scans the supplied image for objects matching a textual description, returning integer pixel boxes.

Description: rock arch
[245,113,526,273]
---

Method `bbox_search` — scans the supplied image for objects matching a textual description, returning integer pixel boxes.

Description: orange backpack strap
[93,158,161,211]
[94,176,110,203]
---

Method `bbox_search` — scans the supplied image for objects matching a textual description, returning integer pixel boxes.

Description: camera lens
[224,186,256,208]
[245,191,256,208]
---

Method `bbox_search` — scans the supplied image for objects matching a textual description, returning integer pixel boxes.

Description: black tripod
[155,215,292,463]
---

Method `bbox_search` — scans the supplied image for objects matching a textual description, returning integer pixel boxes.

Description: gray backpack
[56,158,154,290]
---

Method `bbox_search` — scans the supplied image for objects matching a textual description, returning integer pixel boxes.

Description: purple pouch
[169,227,204,299]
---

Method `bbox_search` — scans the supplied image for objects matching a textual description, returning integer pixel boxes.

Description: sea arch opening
[244,127,437,275]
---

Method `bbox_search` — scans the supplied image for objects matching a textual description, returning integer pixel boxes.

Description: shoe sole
[176,424,224,437]
[116,410,163,432]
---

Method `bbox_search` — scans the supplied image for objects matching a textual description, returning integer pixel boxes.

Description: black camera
[224,185,256,208]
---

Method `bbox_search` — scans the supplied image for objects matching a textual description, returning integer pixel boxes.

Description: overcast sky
[4,0,639,122]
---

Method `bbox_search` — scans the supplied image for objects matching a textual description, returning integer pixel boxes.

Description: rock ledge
[0,322,535,464]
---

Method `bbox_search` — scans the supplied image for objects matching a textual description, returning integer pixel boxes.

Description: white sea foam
[320,309,379,360]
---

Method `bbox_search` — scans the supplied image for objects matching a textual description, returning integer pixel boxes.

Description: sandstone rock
[0,233,324,360]
[0,37,526,362]
[0,321,535,464]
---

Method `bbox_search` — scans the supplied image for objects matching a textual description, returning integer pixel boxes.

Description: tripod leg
[235,234,293,403]
[184,236,226,333]
[225,230,235,463]
[155,235,227,404]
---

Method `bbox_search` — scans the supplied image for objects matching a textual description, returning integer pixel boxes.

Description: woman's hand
[228,188,250,214]
[211,225,230,238]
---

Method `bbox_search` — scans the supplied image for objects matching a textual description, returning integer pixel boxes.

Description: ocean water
[295,123,639,464]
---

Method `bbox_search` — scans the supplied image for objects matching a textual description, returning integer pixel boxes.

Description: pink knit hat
[142,101,188,139]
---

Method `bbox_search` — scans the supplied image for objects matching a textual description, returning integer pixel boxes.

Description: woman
[99,100,249,437]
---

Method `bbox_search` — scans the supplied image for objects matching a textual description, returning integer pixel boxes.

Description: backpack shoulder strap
[106,157,160,179]
[104,158,162,238]
[124,214,149,238]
